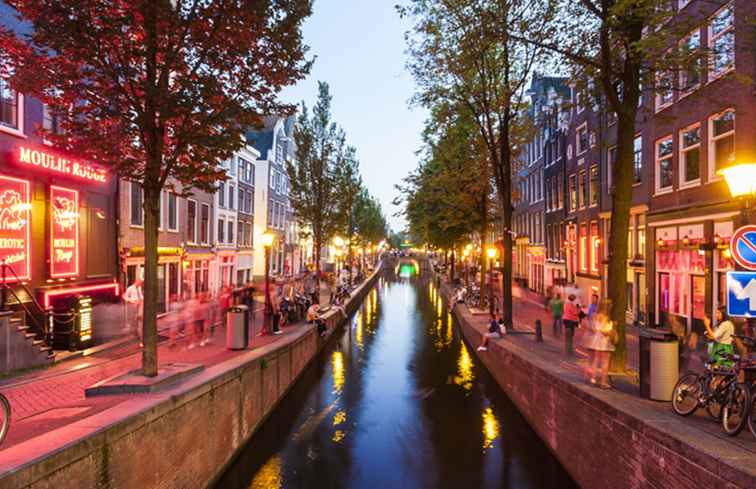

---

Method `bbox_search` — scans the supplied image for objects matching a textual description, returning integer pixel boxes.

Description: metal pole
[489,258,494,315]
[264,247,271,334]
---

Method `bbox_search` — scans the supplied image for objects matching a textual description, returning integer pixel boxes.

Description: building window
[590,222,599,273]
[228,185,235,210]
[246,188,254,214]
[607,146,617,190]
[589,165,599,206]
[679,29,701,93]
[633,135,642,184]
[218,218,225,244]
[557,172,564,208]
[228,220,234,245]
[200,203,210,244]
[655,64,674,110]
[579,224,588,273]
[569,174,577,211]
[709,109,735,178]
[130,182,143,226]
[576,123,588,155]
[638,227,646,259]
[187,199,197,243]
[42,104,64,135]
[578,169,587,208]
[708,4,734,77]
[167,192,178,231]
[238,188,244,213]
[679,124,701,186]
[655,135,674,192]
[0,78,19,129]
[218,182,225,208]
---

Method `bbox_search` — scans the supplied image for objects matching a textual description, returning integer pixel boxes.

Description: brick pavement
[456,289,756,452]
[0,281,339,451]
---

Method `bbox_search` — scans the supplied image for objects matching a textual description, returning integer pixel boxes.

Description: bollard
[535,319,543,342]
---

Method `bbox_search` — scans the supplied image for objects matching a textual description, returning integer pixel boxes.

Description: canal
[215,267,577,489]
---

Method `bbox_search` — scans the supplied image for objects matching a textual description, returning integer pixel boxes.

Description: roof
[245,128,274,157]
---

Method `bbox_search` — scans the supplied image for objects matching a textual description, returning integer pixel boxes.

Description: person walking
[562,294,581,356]
[123,278,144,347]
[589,312,616,388]
[548,293,564,338]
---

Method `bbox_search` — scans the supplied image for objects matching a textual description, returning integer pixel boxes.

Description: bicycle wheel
[722,383,750,436]
[706,398,723,419]
[671,373,701,416]
[0,393,10,444]
[748,386,756,440]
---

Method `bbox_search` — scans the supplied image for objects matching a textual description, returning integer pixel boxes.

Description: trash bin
[226,305,249,350]
[638,328,679,401]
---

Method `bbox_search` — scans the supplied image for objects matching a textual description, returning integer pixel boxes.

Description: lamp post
[261,231,275,335]
[487,247,497,315]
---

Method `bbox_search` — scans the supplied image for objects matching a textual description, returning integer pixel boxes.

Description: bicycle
[732,334,756,440]
[671,353,750,436]
[0,391,9,444]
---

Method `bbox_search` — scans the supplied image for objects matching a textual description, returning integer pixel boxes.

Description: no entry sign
[730,225,756,271]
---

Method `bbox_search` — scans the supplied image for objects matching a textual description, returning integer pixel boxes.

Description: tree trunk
[479,239,487,310]
[607,114,635,372]
[314,229,322,305]
[141,184,160,377]
[450,251,456,283]
[498,120,514,329]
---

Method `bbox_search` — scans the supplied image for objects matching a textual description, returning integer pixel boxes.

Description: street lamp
[262,231,275,335]
[719,162,756,224]
[487,247,497,315]
[333,236,345,248]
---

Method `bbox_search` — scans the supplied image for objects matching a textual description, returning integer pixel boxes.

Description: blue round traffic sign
[731,225,756,271]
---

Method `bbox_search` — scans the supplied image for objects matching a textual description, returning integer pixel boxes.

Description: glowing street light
[718,162,756,200]
[333,236,345,248]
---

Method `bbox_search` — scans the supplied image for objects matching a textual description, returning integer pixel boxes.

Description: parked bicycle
[671,352,751,436]
[0,391,9,445]
[732,334,756,440]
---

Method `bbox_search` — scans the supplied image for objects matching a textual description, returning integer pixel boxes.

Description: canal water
[215,266,577,489]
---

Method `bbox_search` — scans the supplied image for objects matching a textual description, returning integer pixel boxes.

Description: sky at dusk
[280,0,425,232]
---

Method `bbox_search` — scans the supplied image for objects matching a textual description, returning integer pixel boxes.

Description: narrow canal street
[216,266,577,489]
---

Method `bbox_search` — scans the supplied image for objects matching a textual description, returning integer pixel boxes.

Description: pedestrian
[123,278,144,347]
[270,288,282,335]
[703,307,735,366]
[589,312,616,388]
[167,293,182,348]
[586,293,599,322]
[477,311,504,352]
[562,294,581,356]
[548,293,564,338]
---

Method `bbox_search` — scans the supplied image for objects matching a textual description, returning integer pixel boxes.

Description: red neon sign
[50,186,79,278]
[16,145,107,184]
[42,282,120,308]
[0,175,31,281]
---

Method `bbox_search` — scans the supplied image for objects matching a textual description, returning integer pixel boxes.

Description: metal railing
[0,262,56,346]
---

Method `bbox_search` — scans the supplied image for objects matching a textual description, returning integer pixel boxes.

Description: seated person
[477,311,504,352]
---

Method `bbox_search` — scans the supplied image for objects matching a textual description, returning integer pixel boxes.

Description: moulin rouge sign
[0,175,31,282]
[50,186,79,278]
[16,146,108,184]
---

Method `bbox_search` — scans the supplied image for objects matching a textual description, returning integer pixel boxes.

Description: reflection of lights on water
[482,407,500,450]
[455,342,474,390]
[355,312,363,350]
[332,351,345,394]
[333,410,347,426]
[332,430,345,443]
[436,298,442,317]
[250,455,282,489]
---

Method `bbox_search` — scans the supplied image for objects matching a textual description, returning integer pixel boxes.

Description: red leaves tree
[0,0,312,376]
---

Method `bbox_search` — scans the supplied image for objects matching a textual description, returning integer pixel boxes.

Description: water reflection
[215,272,577,489]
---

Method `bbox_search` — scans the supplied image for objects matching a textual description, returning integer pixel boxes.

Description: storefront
[1,144,119,349]
[651,219,736,336]
[123,247,182,314]
[527,246,545,294]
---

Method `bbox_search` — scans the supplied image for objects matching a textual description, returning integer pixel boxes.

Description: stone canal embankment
[0,267,382,489]
[441,278,756,489]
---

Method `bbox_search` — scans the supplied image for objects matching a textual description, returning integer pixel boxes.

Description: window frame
[655,135,675,194]
[200,203,210,245]
[678,122,701,188]
[707,3,735,80]
[678,29,702,97]
[576,122,588,156]
[633,134,643,185]
[186,199,198,244]
[0,79,24,138]
[167,192,179,232]
[129,181,144,228]
[708,108,735,181]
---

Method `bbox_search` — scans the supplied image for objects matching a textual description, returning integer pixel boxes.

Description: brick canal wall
[0,266,382,489]
[447,288,754,489]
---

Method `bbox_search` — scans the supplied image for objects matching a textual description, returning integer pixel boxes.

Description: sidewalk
[456,293,756,466]
[0,281,339,452]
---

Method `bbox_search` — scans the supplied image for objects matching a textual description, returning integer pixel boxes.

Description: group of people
[548,292,617,389]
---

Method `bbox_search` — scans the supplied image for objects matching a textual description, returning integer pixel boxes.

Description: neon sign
[16,146,107,184]
[50,186,79,278]
[0,175,31,281]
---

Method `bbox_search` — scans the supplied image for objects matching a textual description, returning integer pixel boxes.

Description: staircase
[1,311,54,373]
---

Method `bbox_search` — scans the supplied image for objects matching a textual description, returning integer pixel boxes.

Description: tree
[517,0,710,370]
[400,0,549,326]
[334,145,362,284]
[288,82,344,300]
[0,0,311,376]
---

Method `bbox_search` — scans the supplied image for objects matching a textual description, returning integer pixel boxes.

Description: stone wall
[0,266,381,489]
[451,302,755,489]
